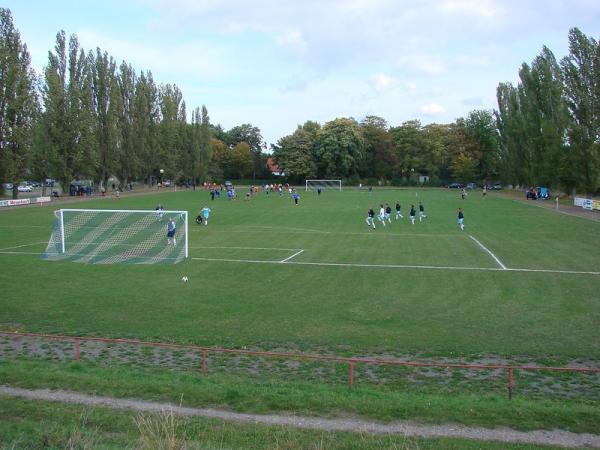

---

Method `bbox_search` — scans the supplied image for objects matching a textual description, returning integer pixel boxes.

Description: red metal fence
[2,331,599,399]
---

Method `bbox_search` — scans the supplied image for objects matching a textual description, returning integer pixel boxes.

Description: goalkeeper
[167,217,177,245]
[200,206,211,226]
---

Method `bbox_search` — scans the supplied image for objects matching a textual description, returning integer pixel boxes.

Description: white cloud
[275,31,308,54]
[397,55,446,75]
[439,0,502,19]
[420,103,446,115]
[455,54,491,67]
[369,73,394,92]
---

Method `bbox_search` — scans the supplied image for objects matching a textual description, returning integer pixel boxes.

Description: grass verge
[0,358,598,434]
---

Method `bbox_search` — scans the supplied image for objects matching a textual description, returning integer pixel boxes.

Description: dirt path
[2,386,599,448]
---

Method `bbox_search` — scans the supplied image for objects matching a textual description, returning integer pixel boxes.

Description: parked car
[224,180,234,191]
[45,178,55,187]
[492,183,503,190]
[466,182,477,189]
[447,182,463,189]
[3,182,13,190]
[163,180,172,187]
[17,184,32,192]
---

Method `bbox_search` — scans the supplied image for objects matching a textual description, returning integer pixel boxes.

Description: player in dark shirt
[366,207,376,229]
[418,201,426,222]
[458,208,465,230]
[395,201,403,220]
[384,203,392,223]
[409,205,416,225]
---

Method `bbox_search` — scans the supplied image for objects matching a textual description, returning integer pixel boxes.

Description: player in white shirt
[378,204,387,227]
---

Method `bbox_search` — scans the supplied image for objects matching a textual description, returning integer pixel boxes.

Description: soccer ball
[181,276,188,283]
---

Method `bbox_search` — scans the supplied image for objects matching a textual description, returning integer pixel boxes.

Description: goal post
[305,179,342,191]
[43,209,188,264]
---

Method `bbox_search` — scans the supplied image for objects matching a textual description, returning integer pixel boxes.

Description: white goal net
[305,179,342,191]
[43,209,188,264]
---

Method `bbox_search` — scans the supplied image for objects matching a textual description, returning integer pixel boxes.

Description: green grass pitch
[0,187,599,360]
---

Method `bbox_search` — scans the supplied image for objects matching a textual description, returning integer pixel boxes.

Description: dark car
[447,182,463,189]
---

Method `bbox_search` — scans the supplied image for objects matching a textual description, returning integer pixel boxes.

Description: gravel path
[2,385,599,448]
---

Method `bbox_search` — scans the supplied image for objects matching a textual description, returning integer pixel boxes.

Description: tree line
[1,6,598,197]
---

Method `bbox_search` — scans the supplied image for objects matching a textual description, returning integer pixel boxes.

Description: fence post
[507,367,513,399]
[201,350,207,374]
[74,339,80,361]
[348,360,355,389]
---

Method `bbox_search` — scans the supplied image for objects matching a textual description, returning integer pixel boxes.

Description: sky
[5,0,600,148]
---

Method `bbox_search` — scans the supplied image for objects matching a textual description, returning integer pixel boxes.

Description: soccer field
[0,187,599,360]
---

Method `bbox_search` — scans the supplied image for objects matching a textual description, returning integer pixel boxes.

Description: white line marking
[0,242,46,251]
[191,257,600,275]
[469,235,507,270]
[0,251,42,255]
[194,229,460,237]
[189,246,301,251]
[0,225,48,228]
[0,250,595,275]
[280,249,304,263]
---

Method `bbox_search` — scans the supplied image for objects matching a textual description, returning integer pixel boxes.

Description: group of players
[365,201,465,230]
[366,201,426,228]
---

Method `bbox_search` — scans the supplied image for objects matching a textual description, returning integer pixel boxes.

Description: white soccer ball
[181,276,188,283]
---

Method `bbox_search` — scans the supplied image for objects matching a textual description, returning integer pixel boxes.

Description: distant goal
[305,179,342,191]
[43,209,188,264]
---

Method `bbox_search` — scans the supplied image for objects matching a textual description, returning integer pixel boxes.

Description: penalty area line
[190,257,600,275]
[469,235,507,270]
[280,249,305,263]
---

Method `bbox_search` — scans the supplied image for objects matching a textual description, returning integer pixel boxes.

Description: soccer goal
[43,209,188,264]
[305,179,342,191]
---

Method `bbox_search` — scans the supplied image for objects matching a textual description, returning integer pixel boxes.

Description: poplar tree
[561,28,600,194]
[0,8,37,198]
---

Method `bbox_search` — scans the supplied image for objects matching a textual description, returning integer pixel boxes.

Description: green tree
[451,152,477,183]
[199,105,212,183]
[496,82,528,186]
[231,142,253,178]
[115,62,136,186]
[90,48,119,187]
[464,109,500,183]
[389,120,423,180]
[157,83,186,182]
[561,28,600,194]
[360,116,395,181]
[226,123,263,174]
[132,71,160,185]
[0,8,38,198]
[315,118,364,178]
[273,127,317,181]
[42,31,96,193]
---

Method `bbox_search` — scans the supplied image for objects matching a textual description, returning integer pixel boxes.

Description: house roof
[266,157,281,173]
